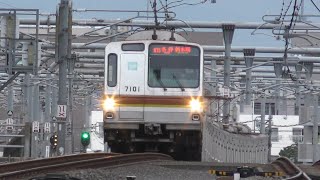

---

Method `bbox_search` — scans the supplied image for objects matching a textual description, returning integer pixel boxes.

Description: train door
[119,53,145,119]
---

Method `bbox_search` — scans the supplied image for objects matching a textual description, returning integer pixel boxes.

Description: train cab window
[148,43,201,88]
[107,54,117,87]
[121,43,145,51]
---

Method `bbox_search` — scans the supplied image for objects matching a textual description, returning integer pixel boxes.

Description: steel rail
[271,157,311,180]
[312,159,320,166]
[0,153,173,180]
[0,153,118,174]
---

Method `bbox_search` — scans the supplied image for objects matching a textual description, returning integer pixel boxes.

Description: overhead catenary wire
[279,0,294,35]
[278,0,286,20]
[278,0,317,96]
[283,0,299,66]
[310,0,320,13]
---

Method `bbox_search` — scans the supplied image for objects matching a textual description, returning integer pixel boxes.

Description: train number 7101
[125,86,140,92]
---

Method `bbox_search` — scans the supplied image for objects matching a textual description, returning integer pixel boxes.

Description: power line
[158,0,207,11]
[279,0,294,35]
[157,0,184,11]
[310,0,320,13]
[283,0,298,66]
[0,1,16,8]
[278,0,286,20]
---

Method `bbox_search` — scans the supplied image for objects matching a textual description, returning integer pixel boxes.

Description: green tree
[279,143,298,163]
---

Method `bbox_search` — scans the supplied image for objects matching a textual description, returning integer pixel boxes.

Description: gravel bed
[64,162,214,180]
[59,161,281,180]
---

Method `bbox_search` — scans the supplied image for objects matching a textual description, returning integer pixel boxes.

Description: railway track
[312,159,320,167]
[271,157,311,180]
[0,153,118,174]
[0,153,173,180]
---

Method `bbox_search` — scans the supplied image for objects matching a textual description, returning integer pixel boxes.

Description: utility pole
[67,54,75,154]
[273,58,282,115]
[51,75,58,156]
[66,3,73,154]
[57,0,71,156]
[260,95,266,134]
[243,49,255,106]
[222,24,235,124]
[268,103,272,163]
[295,63,302,115]
[313,93,319,163]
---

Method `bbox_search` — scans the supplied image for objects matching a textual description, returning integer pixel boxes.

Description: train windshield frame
[148,43,201,89]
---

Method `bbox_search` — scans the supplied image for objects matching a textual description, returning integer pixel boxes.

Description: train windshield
[148,43,201,89]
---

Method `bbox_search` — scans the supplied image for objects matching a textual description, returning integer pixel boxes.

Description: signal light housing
[50,134,58,149]
[81,131,90,147]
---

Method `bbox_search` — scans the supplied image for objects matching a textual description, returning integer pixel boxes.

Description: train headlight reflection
[190,99,202,112]
[103,98,115,111]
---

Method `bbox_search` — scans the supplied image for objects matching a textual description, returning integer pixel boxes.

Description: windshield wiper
[172,73,185,91]
[153,70,167,91]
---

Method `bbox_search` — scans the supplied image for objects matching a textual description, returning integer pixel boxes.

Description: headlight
[103,98,115,111]
[190,99,202,112]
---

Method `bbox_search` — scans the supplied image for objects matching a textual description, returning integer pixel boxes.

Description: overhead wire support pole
[152,0,158,40]
[273,58,283,115]
[57,0,71,156]
[260,95,266,134]
[68,55,75,154]
[68,3,74,154]
[313,92,319,163]
[243,49,255,105]
[294,63,302,114]
[34,9,39,75]
[4,11,17,123]
[222,24,235,124]
[268,103,272,163]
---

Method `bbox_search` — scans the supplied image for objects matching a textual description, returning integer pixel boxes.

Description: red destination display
[152,46,192,55]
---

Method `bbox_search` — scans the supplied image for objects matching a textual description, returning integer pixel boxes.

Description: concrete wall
[298,143,320,163]
[298,125,320,163]
[202,120,268,163]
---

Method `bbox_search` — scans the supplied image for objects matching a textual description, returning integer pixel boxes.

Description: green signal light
[82,133,89,139]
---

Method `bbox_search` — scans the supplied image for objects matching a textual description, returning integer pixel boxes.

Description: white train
[102,40,204,160]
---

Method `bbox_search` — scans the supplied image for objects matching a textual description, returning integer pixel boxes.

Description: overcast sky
[1,0,320,47]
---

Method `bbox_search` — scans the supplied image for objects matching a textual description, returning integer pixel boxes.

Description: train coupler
[144,123,162,135]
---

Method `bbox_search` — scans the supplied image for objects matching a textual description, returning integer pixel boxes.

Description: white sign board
[6,118,13,130]
[45,146,50,158]
[44,122,50,133]
[6,118,13,124]
[32,121,40,133]
[223,87,230,98]
[57,105,67,119]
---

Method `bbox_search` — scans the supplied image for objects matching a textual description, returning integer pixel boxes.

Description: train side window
[107,54,117,87]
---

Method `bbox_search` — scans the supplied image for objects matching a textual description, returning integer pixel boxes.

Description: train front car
[103,40,204,160]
